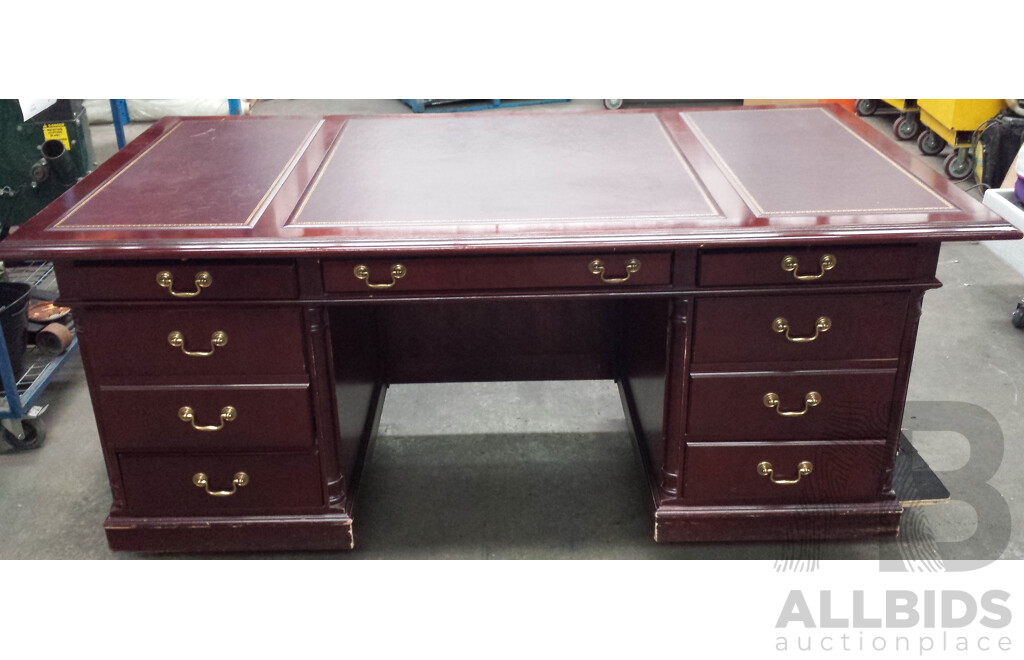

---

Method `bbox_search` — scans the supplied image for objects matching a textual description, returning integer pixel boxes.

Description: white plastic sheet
[84,99,241,123]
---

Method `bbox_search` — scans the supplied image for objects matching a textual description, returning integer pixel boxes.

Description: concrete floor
[1,100,1022,560]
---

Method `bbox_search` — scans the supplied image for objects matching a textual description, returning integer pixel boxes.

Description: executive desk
[2,105,1019,553]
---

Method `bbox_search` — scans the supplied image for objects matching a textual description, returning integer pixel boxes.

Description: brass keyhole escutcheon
[157,270,212,297]
[780,254,836,281]
[757,461,813,485]
[763,391,821,417]
[354,263,407,289]
[771,316,832,343]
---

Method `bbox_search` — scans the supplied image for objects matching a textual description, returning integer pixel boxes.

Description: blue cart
[401,99,569,113]
[0,262,77,450]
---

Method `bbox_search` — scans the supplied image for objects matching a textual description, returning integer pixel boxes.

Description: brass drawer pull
[772,316,831,343]
[780,254,835,281]
[178,405,237,431]
[763,391,821,416]
[193,471,249,497]
[588,258,641,284]
[157,270,212,298]
[757,461,813,485]
[354,264,406,289]
[167,330,228,356]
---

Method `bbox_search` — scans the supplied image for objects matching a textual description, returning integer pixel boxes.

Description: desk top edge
[1,106,1018,262]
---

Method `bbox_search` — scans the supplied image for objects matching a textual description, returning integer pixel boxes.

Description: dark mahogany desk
[2,105,1019,553]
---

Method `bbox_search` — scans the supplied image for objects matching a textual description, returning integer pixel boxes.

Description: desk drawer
[691,292,909,366]
[687,371,896,440]
[322,253,672,294]
[698,244,929,287]
[119,452,323,515]
[81,307,308,378]
[57,260,299,301]
[97,385,314,451]
[681,440,889,504]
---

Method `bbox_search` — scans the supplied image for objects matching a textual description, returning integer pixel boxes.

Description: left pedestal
[62,259,354,554]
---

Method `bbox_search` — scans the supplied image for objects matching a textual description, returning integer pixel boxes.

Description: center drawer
[322,253,672,293]
[80,306,308,378]
[118,452,324,516]
[96,385,315,451]
[687,370,896,440]
[691,292,909,366]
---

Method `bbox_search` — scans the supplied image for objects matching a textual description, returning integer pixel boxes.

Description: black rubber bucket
[0,282,32,377]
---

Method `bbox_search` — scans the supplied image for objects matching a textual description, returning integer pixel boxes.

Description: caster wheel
[917,130,945,156]
[604,99,623,110]
[943,151,976,181]
[1013,303,1024,329]
[855,99,879,116]
[893,115,920,140]
[2,419,46,451]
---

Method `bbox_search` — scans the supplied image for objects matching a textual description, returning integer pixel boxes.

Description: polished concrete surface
[1,100,1022,560]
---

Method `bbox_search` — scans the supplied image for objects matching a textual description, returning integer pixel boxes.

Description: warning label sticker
[42,123,70,150]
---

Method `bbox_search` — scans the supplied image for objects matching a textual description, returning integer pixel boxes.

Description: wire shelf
[0,261,77,417]
[1,320,77,395]
[3,261,59,292]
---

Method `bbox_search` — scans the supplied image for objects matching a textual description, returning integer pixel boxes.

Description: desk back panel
[374,299,637,384]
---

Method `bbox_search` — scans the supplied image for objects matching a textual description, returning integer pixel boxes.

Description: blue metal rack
[0,262,78,449]
[110,99,244,149]
[401,99,569,113]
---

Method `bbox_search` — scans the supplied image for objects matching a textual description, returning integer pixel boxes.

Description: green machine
[0,100,94,238]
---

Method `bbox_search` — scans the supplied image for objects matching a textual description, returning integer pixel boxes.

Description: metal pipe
[41,139,76,184]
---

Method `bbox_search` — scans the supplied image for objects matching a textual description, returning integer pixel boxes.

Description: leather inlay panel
[682,107,956,216]
[52,118,323,230]
[288,113,721,227]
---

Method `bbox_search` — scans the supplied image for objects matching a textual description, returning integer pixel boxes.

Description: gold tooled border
[52,119,323,230]
[682,106,955,216]
[288,115,722,227]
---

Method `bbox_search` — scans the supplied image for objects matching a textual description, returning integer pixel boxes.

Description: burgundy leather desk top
[2,105,1018,260]
[50,117,323,231]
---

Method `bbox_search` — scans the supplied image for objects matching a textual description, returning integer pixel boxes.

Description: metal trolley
[855,99,922,141]
[0,261,77,450]
[917,99,1007,180]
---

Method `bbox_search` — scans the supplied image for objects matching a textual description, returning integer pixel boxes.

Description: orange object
[36,322,72,356]
[820,99,857,113]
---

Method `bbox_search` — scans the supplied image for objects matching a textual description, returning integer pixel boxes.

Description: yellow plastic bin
[916,99,1007,179]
